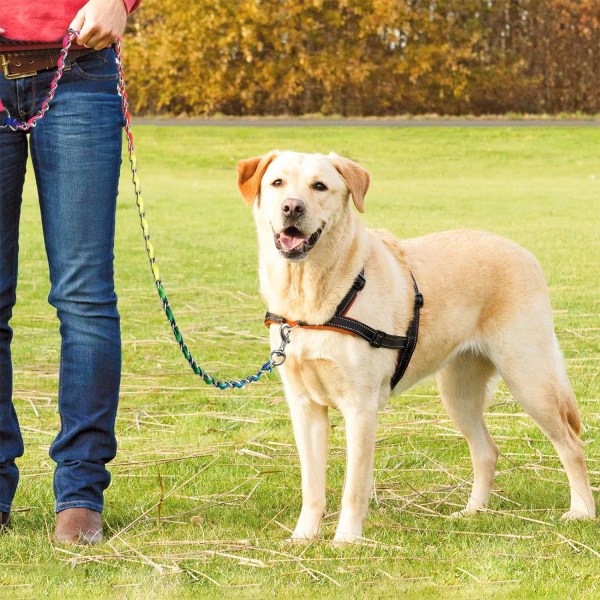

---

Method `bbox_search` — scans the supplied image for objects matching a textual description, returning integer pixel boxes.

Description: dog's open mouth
[274,226,323,260]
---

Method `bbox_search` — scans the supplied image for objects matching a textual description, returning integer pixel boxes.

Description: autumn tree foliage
[123,0,600,116]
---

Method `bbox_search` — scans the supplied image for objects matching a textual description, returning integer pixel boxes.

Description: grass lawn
[3,124,600,599]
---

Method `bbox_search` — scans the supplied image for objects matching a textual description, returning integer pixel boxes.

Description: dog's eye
[312,181,328,191]
[272,179,283,187]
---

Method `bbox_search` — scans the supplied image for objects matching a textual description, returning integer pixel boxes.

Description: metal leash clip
[270,323,295,367]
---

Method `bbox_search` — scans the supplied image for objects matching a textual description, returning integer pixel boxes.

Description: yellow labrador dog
[237,150,595,543]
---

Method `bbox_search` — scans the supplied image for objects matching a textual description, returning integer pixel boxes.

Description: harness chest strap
[264,269,424,389]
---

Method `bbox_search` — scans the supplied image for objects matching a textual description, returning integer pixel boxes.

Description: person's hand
[69,0,128,50]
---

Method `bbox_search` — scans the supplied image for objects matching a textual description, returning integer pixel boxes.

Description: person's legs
[0,81,28,517]
[28,48,123,518]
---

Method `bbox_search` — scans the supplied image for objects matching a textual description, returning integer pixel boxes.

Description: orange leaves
[122,0,600,116]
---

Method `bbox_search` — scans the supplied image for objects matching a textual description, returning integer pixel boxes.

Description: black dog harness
[264,269,424,389]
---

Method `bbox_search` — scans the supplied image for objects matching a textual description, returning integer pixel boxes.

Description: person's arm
[69,0,139,50]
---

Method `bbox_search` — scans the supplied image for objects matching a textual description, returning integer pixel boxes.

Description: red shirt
[0,1,140,45]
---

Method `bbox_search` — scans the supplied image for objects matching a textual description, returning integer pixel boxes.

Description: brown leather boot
[53,508,103,545]
[0,511,10,530]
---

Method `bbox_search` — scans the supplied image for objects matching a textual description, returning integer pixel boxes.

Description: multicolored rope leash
[0,29,291,390]
[0,31,75,131]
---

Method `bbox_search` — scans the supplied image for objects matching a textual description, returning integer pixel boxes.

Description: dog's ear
[327,154,370,213]
[237,151,279,206]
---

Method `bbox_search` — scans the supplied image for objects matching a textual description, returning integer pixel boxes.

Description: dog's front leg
[288,398,329,541]
[334,405,378,544]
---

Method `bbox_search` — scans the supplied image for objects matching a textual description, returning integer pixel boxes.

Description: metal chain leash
[0,30,291,390]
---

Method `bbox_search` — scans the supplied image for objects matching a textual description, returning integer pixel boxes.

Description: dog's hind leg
[288,399,330,541]
[498,336,595,519]
[436,351,500,517]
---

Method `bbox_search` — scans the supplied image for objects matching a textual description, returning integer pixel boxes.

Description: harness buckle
[415,292,424,309]
[370,330,386,348]
[354,272,366,291]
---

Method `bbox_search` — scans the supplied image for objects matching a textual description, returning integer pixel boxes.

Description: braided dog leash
[0,33,75,130]
[0,30,290,389]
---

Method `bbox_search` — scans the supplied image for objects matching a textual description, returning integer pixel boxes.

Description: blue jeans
[0,48,123,514]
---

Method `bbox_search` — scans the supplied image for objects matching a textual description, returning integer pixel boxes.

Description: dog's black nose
[282,198,305,218]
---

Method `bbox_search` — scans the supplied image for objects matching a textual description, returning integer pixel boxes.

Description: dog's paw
[332,531,362,545]
[561,509,595,521]
[290,526,321,543]
[287,535,313,545]
[449,506,484,518]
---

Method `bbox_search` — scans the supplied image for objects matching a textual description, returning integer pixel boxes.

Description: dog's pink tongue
[280,232,308,250]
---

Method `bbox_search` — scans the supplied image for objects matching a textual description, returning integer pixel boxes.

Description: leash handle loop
[0,30,78,131]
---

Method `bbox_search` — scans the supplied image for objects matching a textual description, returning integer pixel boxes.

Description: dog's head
[237,151,370,261]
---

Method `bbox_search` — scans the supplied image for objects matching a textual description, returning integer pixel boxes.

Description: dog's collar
[264,269,424,389]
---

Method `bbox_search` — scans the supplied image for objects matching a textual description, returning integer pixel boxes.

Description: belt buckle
[1,54,37,80]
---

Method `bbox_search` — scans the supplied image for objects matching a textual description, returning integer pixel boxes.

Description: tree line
[123,0,600,116]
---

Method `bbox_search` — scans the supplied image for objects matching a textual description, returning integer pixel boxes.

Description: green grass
[3,125,600,599]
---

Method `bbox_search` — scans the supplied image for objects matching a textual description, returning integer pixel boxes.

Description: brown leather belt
[1,47,95,80]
